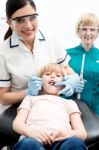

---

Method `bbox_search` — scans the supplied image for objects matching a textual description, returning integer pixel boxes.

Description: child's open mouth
[49,81,55,86]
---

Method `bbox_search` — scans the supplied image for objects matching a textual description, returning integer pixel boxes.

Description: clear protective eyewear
[79,26,99,32]
[10,13,38,25]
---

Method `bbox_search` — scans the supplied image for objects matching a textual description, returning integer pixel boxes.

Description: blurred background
[0,0,99,48]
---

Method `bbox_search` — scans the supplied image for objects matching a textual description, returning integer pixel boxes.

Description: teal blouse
[67,44,99,115]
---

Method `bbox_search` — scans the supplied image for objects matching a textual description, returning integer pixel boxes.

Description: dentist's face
[7,5,38,42]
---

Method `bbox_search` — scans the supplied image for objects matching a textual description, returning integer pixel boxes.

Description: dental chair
[75,99,99,149]
[0,100,99,150]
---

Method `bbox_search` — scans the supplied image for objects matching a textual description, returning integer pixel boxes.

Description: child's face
[42,71,63,95]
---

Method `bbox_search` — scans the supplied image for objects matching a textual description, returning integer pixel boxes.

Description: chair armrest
[0,103,20,147]
[75,99,99,147]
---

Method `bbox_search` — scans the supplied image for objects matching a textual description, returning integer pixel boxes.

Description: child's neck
[43,91,58,96]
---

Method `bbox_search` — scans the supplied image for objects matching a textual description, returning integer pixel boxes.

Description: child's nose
[51,73,55,78]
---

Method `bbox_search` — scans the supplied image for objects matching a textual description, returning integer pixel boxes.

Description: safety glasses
[10,13,38,26]
[79,26,99,32]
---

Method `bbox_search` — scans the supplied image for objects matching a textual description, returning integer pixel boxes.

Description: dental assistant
[67,13,99,115]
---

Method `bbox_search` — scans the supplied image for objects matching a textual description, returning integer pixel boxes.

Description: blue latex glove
[55,73,79,97]
[74,79,85,93]
[25,76,42,96]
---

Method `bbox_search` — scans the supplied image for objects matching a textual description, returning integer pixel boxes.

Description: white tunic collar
[9,30,45,48]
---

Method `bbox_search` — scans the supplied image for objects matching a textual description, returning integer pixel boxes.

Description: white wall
[0,0,99,47]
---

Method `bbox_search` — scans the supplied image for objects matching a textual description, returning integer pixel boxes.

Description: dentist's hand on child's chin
[55,74,79,97]
[25,76,42,96]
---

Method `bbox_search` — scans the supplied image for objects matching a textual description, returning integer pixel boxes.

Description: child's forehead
[39,64,66,77]
[44,67,61,73]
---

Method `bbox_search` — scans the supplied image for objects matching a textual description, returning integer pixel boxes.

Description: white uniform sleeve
[0,55,11,87]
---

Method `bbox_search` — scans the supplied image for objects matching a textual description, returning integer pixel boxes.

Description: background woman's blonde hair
[75,13,99,35]
[39,63,67,77]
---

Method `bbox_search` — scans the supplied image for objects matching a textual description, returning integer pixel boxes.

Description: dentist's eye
[15,18,25,23]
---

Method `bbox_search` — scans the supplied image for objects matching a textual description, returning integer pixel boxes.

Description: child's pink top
[18,95,81,139]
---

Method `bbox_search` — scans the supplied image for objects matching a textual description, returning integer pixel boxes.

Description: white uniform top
[0,29,70,92]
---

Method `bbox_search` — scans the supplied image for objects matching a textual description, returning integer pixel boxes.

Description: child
[13,63,87,150]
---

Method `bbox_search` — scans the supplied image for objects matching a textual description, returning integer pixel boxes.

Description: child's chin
[47,91,58,95]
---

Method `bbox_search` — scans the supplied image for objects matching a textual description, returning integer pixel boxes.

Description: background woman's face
[78,26,98,47]
[8,5,38,41]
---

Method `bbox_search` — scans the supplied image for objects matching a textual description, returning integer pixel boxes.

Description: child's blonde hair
[39,63,67,77]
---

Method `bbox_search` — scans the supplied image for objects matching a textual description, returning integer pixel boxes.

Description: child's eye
[45,72,50,75]
[56,74,61,77]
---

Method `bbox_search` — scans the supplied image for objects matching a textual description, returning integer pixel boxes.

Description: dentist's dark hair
[4,0,36,40]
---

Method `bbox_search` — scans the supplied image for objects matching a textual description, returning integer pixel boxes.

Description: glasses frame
[79,26,99,30]
[9,13,39,25]
[78,26,99,33]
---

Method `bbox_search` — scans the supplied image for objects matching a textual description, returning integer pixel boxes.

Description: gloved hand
[55,73,79,97]
[74,79,85,93]
[25,76,42,96]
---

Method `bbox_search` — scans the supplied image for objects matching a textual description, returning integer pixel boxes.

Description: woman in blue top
[67,13,99,115]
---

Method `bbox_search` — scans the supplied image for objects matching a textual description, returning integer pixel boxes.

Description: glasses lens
[11,13,38,25]
[29,14,38,21]
[79,26,99,31]
[15,18,25,24]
